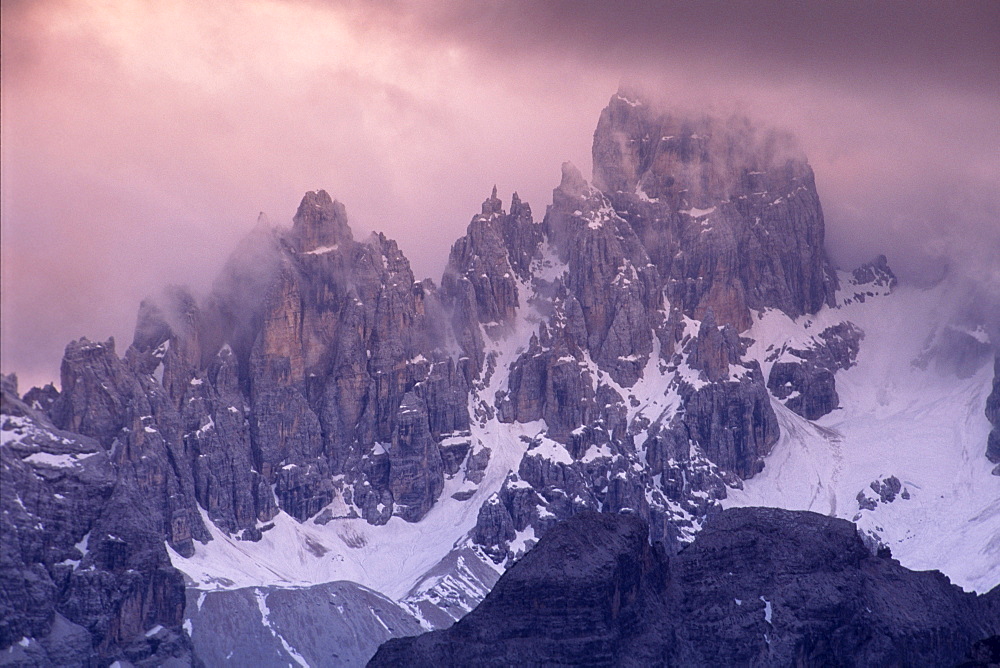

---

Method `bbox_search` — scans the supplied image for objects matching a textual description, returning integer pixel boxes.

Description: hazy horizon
[3,0,998,389]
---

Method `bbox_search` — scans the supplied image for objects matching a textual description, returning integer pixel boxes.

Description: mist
[3,0,998,389]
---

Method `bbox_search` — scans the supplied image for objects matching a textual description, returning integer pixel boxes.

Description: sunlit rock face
[132,190,474,528]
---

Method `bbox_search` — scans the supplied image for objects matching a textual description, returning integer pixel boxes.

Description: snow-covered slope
[726,276,1000,592]
[168,407,528,600]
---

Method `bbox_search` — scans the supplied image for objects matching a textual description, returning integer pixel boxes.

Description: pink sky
[2,0,998,389]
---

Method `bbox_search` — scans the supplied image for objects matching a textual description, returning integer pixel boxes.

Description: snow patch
[23,452,82,468]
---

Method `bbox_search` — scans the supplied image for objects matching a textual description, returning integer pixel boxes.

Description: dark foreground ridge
[370,507,1000,668]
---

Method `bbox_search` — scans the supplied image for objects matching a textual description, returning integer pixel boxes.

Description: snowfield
[727,277,1000,593]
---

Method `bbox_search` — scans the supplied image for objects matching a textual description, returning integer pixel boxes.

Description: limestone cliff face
[51,337,211,556]
[442,187,543,374]
[593,89,837,331]
[187,191,472,526]
[766,321,864,420]
[544,162,664,387]
[472,155,782,564]
[388,392,444,522]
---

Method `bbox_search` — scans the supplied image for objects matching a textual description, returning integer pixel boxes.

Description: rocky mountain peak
[481,185,502,216]
[553,161,590,206]
[590,91,837,331]
[6,88,998,667]
[290,189,353,252]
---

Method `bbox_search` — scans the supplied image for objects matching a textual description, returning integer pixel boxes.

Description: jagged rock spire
[290,189,353,252]
[482,185,503,216]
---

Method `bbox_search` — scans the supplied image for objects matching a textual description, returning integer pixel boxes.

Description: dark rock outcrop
[675,363,779,479]
[987,355,1000,475]
[841,254,897,305]
[767,321,864,420]
[497,332,598,442]
[375,512,665,667]
[855,474,910,518]
[851,254,897,292]
[371,509,1000,668]
[768,361,837,420]
[686,310,742,383]
[1,376,197,666]
[388,393,444,523]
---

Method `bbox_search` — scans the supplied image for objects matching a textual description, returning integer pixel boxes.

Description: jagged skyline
[3,0,998,389]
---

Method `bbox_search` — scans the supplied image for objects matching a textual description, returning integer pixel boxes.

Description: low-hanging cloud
[2,0,998,388]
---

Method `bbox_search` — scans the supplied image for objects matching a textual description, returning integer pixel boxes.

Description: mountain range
[2,89,998,667]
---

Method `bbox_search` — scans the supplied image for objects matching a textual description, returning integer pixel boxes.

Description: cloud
[2,0,997,388]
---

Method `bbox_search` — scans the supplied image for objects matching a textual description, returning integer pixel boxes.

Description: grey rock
[677,363,779,479]
[686,310,742,382]
[769,361,838,420]
[290,189,353,252]
[857,490,879,512]
[872,475,903,503]
[444,188,526,327]
[442,189,543,375]
[851,254,897,291]
[841,254,897,305]
[438,437,471,477]
[1,378,197,666]
[498,332,598,442]
[388,393,444,523]
[544,162,661,387]
[464,446,491,485]
[186,582,422,668]
[766,321,864,419]
[985,355,999,473]
[592,89,838,332]
[471,495,517,563]
[853,474,910,520]
[20,384,59,415]
[50,336,209,554]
